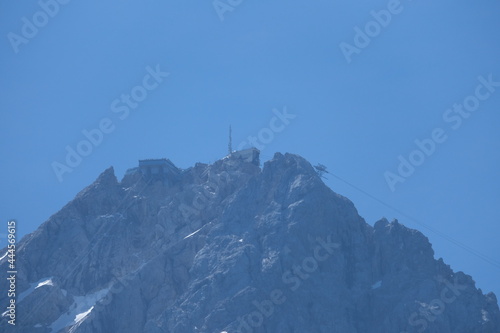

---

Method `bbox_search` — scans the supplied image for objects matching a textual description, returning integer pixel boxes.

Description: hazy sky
[1,1,499,297]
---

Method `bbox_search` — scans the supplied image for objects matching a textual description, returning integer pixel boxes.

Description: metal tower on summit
[228,125,233,155]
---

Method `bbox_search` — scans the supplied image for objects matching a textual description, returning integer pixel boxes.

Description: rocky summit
[1,149,499,333]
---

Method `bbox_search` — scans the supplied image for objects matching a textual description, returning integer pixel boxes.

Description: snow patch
[18,277,54,303]
[287,200,304,210]
[290,175,305,191]
[0,251,7,261]
[75,306,94,324]
[184,228,202,239]
[36,278,54,289]
[482,309,490,322]
[372,280,382,289]
[49,288,109,333]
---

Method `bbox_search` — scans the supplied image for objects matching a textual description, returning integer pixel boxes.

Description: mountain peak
[1,151,498,333]
[76,166,117,197]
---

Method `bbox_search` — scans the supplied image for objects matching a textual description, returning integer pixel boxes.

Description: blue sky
[1,0,499,297]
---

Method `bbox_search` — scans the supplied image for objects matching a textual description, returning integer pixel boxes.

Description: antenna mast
[228,125,233,155]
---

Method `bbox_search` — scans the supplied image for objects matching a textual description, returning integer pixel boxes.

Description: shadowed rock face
[1,152,499,333]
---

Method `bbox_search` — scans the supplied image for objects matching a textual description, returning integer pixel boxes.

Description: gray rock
[1,150,498,332]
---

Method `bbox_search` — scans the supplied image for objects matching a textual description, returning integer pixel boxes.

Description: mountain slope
[1,151,499,333]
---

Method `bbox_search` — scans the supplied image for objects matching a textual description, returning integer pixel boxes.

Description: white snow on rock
[17,277,54,303]
[74,306,94,325]
[184,228,202,239]
[36,278,54,289]
[287,200,304,210]
[50,288,109,333]
[482,309,490,322]
[290,175,305,191]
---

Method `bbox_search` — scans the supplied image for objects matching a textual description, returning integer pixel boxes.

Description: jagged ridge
[1,151,498,333]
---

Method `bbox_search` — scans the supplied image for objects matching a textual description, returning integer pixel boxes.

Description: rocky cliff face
[1,151,499,332]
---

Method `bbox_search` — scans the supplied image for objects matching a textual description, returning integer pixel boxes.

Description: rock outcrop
[1,150,498,332]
